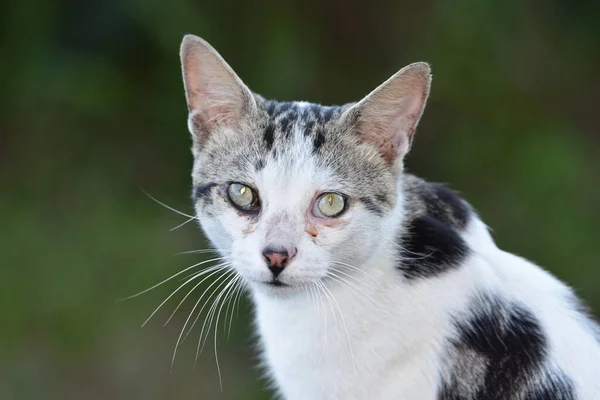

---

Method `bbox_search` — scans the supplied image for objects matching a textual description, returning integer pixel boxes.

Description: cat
[178,34,600,399]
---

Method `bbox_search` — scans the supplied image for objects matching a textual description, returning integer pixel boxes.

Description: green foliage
[1,1,598,398]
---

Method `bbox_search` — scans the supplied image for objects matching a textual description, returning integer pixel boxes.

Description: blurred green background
[1,0,599,399]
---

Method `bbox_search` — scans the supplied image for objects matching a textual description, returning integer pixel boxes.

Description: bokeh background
[2,1,599,399]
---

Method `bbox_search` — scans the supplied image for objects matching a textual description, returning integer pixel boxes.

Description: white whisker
[163,263,231,326]
[142,190,197,219]
[182,270,237,342]
[212,274,242,389]
[196,277,236,356]
[119,257,227,301]
[329,261,380,286]
[141,264,227,328]
[314,282,329,362]
[171,269,236,371]
[170,216,197,231]
[395,244,436,261]
[327,270,379,306]
[182,272,237,344]
[175,248,222,256]
[226,279,244,341]
[318,281,357,374]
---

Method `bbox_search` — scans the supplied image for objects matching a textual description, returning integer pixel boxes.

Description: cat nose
[262,247,297,277]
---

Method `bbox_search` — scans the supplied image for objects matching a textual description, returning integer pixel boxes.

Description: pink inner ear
[358,102,420,164]
[351,62,431,165]
[182,40,249,135]
[194,92,243,132]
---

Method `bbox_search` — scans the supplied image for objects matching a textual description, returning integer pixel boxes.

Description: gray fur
[192,98,398,218]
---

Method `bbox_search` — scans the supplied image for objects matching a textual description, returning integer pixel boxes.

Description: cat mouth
[266,280,288,287]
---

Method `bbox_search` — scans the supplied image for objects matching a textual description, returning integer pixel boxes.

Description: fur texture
[179,34,600,399]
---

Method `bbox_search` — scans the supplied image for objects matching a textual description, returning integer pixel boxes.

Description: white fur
[199,151,600,399]
[250,209,600,399]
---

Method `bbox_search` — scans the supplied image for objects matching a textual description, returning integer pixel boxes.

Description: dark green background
[2,1,599,399]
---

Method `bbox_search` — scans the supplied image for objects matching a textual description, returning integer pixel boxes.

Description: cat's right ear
[340,63,431,171]
[180,34,256,143]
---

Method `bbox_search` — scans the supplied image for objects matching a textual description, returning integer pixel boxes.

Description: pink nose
[262,247,297,277]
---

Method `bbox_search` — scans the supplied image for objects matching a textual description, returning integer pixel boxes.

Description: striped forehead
[261,100,345,157]
[253,102,344,202]
[264,100,342,123]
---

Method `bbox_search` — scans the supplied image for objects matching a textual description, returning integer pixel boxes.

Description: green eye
[227,183,259,211]
[315,192,347,218]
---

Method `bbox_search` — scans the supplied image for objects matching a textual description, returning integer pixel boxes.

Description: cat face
[180,35,430,295]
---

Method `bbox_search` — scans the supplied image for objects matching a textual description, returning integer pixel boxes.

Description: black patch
[304,120,315,136]
[416,183,470,229]
[312,129,326,153]
[280,115,295,138]
[525,372,575,400]
[192,183,217,202]
[360,197,384,216]
[375,193,390,207]
[398,216,470,279]
[263,123,275,151]
[403,176,473,233]
[254,158,265,171]
[439,296,551,400]
[430,184,471,228]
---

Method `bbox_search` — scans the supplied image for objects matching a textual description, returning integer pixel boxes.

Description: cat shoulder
[397,174,475,279]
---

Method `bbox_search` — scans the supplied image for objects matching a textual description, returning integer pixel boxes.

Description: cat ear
[180,34,256,142]
[342,62,431,166]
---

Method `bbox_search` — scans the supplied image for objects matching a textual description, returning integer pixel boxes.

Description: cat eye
[227,183,260,211]
[314,192,347,218]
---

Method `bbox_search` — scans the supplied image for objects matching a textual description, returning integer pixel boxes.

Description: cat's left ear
[341,62,431,168]
[180,34,257,144]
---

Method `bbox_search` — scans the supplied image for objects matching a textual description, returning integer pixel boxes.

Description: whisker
[174,249,222,256]
[212,274,242,389]
[194,275,239,366]
[171,269,236,371]
[119,256,227,301]
[181,272,237,344]
[233,280,244,325]
[314,282,329,362]
[216,276,241,340]
[327,267,376,290]
[163,263,231,326]
[396,244,436,260]
[326,272,380,310]
[141,263,228,328]
[225,279,244,341]
[329,261,380,285]
[181,270,235,342]
[142,190,197,219]
[197,276,238,356]
[304,283,316,316]
[318,281,357,374]
[170,216,197,231]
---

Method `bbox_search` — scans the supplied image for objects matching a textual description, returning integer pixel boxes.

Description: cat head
[180,34,430,296]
